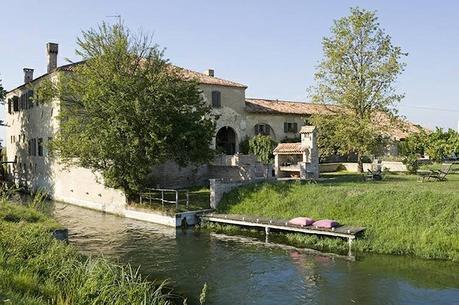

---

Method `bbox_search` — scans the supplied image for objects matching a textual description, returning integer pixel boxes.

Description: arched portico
[216,126,237,155]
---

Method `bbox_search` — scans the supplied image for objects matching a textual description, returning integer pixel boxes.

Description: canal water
[52,202,458,305]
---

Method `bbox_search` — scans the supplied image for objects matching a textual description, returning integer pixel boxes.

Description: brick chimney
[23,68,34,83]
[46,42,59,73]
[205,69,214,77]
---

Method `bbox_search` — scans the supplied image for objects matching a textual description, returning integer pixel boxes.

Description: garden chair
[364,161,383,181]
[417,163,452,182]
[364,168,383,181]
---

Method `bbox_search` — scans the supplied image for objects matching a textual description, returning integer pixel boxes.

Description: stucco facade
[4,42,422,208]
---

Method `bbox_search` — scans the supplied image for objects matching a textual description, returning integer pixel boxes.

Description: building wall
[244,113,306,142]
[5,82,127,214]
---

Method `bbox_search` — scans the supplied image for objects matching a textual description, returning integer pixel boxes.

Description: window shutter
[266,125,270,135]
[8,99,12,114]
[29,90,34,108]
[284,122,288,132]
[293,123,298,133]
[212,91,221,108]
[13,96,19,112]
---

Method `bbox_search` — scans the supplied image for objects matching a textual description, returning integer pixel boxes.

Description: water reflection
[52,203,459,305]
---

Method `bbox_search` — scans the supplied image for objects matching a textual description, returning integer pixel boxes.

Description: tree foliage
[399,128,459,172]
[0,78,5,102]
[37,23,216,196]
[249,135,277,164]
[0,78,6,126]
[424,128,459,162]
[398,130,427,173]
[310,7,407,171]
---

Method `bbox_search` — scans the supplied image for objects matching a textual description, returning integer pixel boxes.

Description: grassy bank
[0,201,175,305]
[216,173,459,261]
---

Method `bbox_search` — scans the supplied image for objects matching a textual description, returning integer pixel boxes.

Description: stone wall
[148,161,209,188]
[319,161,407,173]
[210,178,265,209]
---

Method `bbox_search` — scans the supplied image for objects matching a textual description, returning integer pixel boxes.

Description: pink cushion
[313,219,339,228]
[288,217,314,227]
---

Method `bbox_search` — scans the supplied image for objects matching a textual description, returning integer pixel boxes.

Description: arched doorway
[216,126,237,155]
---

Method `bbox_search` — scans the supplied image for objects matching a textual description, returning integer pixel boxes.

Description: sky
[1,0,459,139]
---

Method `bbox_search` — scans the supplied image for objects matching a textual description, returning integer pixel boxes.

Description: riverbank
[216,173,459,261]
[0,201,176,305]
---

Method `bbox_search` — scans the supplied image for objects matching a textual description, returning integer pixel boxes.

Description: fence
[139,188,189,209]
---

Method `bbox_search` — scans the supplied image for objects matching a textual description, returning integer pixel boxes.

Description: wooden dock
[200,213,365,256]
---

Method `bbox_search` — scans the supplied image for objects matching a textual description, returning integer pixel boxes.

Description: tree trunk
[357,153,364,173]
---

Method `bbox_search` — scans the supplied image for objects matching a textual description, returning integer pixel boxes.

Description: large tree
[38,23,215,196]
[0,79,5,102]
[310,8,407,171]
[0,78,6,126]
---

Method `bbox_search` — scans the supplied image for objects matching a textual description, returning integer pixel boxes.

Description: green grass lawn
[216,172,459,261]
[0,201,174,305]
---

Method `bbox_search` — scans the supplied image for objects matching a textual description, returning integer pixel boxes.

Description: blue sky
[1,0,459,135]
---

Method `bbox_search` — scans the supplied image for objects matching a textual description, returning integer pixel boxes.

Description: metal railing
[139,188,189,209]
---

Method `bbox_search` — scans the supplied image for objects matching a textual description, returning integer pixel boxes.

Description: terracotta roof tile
[299,126,316,133]
[173,66,247,88]
[8,61,246,93]
[273,143,307,154]
[246,98,425,140]
[245,98,337,115]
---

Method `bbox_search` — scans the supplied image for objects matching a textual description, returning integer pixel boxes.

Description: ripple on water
[52,202,459,305]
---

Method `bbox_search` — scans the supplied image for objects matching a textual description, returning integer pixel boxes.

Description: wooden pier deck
[200,213,366,256]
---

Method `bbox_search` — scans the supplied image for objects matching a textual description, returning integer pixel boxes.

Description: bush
[248,135,277,164]
[402,154,419,174]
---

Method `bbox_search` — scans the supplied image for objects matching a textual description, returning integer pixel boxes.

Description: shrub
[248,135,277,164]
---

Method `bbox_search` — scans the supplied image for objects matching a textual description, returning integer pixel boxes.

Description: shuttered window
[255,124,271,135]
[13,96,19,112]
[38,138,44,156]
[211,91,221,108]
[284,122,298,133]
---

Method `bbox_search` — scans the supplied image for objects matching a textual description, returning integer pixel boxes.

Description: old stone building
[4,42,422,209]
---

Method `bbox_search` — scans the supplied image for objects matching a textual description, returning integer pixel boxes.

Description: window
[28,90,34,108]
[284,122,298,133]
[38,138,43,156]
[20,94,25,110]
[12,96,19,112]
[211,91,221,108]
[8,99,12,114]
[254,124,271,136]
[29,138,37,156]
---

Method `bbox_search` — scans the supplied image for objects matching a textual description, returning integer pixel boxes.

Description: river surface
[52,202,459,305]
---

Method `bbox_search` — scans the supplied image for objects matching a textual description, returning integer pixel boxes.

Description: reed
[0,200,175,305]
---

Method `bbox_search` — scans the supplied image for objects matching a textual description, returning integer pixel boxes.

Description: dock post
[176,190,179,210]
[186,191,189,208]
[348,237,353,257]
[265,226,270,243]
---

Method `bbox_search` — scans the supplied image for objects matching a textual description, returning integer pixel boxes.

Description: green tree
[0,78,7,126]
[310,7,407,172]
[399,130,427,173]
[0,78,5,102]
[424,128,459,162]
[249,135,277,164]
[37,23,215,197]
